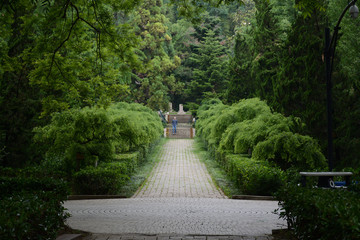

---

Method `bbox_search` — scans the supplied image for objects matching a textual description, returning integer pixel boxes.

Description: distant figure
[172,117,178,135]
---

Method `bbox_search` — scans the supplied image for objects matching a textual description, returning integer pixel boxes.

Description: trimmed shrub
[225,154,284,195]
[211,98,272,145]
[252,132,327,171]
[0,173,69,240]
[34,102,163,176]
[73,167,129,195]
[219,112,291,154]
[0,176,68,198]
[276,185,360,240]
[98,152,140,175]
[112,152,140,173]
[197,98,326,172]
[0,191,69,240]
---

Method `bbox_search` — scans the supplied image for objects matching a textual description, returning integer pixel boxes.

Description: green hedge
[72,146,159,195]
[0,173,69,240]
[112,152,140,174]
[197,98,326,172]
[33,102,163,176]
[196,98,327,196]
[223,154,284,195]
[0,191,69,240]
[252,132,327,170]
[73,166,129,195]
[276,185,360,240]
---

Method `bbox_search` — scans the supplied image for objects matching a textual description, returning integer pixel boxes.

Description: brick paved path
[64,139,286,239]
[133,139,225,198]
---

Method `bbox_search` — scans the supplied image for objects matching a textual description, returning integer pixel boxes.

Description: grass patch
[119,138,168,197]
[193,137,241,197]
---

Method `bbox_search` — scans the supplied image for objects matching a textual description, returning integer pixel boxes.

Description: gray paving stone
[64,140,286,238]
[133,139,226,199]
[157,236,170,240]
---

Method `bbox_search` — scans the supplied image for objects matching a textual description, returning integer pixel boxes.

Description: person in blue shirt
[172,116,178,135]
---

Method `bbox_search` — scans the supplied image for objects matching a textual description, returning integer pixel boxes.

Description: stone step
[168,114,193,124]
[164,127,195,139]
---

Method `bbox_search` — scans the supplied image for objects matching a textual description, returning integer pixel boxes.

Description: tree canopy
[1,0,360,170]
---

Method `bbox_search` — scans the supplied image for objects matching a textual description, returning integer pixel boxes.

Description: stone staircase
[165,123,195,139]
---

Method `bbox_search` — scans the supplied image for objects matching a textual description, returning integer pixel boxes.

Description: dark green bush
[112,152,140,174]
[0,191,69,240]
[73,166,129,194]
[252,132,327,171]
[225,154,285,195]
[34,102,163,176]
[197,98,326,172]
[0,176,68,199]
[276,185,360,240]
[219,112,291,154]
[0,173,69,240]
[100,161,130,174]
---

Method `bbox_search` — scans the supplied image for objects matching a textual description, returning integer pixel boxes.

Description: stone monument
[178,104,186,114]
[169,102,173,112]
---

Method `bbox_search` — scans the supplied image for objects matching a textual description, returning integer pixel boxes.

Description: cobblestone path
[133,139,226,198]
[64,139,287,239]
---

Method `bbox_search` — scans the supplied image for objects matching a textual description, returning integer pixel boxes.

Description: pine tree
[273,12,327,143]
[251,0,281,106]
[185,29,229,104]
[226,34,254,103]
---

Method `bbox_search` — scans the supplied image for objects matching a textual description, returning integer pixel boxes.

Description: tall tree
[226,34,254,103]
[273,9,327,144]
[130,0,182,110]
[251,0,281,106]
[327,0,360,168]
[185,29,229,104]
[0,0,140,166]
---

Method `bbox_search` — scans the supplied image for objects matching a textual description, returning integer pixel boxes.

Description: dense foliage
[2,0,360,170]
[1,0,360,237]
[277,184,360,240]
[0,167,69,240]
[34,102,162,175]
[196,98,327,194]
[221,154,284,195]
[224,0,360,170]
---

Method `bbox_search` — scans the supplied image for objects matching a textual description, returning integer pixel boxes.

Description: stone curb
[67,195,127,200]
[82,233,275,240]
[231,195,276,201]
[56,234,82,240]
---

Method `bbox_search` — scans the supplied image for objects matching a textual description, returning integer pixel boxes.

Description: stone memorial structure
[178,104,186,114]
[165,104,195,138]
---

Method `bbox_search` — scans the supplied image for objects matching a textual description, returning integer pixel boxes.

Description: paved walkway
[133,140,225,198]
[64,139,287,239]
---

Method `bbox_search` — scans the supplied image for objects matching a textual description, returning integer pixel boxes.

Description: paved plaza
[64,139,287,240]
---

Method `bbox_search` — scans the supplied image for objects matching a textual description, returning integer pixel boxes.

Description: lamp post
[325,0,359,171]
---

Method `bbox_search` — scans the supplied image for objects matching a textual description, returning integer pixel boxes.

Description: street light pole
[324,0,358,171]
